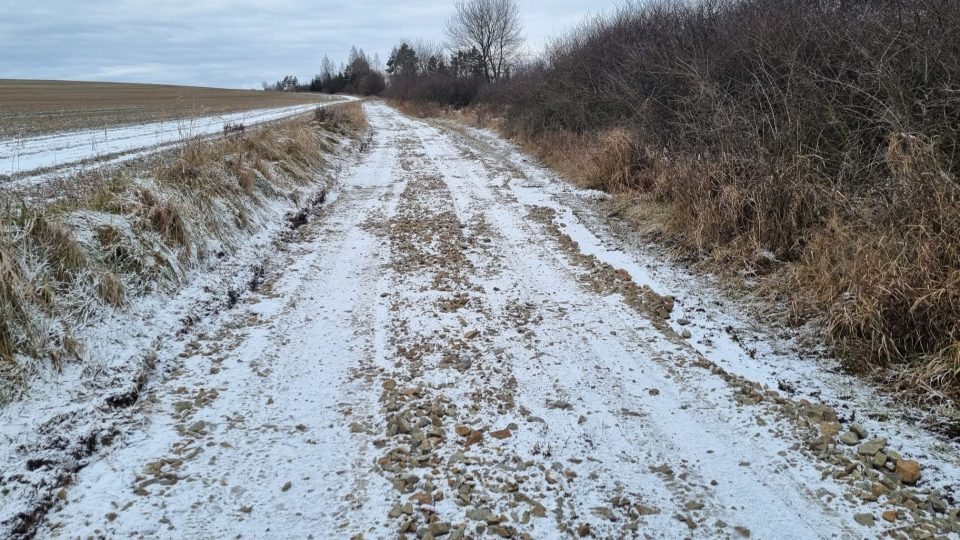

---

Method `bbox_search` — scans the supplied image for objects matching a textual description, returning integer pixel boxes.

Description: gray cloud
[0,0,611,88]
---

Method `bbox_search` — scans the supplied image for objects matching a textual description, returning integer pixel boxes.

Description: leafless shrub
[223,122,245,135]
[488,0,960,402]
[96,271,125,307]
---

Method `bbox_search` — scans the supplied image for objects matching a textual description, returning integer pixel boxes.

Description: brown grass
[390,99,445,119]
[0,79,333,138]
[96,272,124,307]
[0,101,367,401]
[314,101,368,132]
[465,0,960,409]
[498,122,960,405]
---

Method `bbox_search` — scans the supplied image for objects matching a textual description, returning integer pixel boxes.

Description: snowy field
[0,99,348,189]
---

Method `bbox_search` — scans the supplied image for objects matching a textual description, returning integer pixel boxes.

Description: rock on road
[37,102,958,539]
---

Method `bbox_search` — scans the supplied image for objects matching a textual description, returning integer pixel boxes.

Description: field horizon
[0,79,331,138]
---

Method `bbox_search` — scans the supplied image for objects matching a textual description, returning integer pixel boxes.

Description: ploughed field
[0,79,330,139]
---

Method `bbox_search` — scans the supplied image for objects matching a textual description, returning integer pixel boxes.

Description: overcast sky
[0,0,612,89]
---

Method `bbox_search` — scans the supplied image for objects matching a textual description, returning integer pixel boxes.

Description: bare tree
[410,38,448,74]
[446,0,523,82]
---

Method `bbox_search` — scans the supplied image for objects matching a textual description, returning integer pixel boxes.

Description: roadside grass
[424,0,960,411]
[0,102,366,403]
[483,118,960,410]
[393,78,960,414]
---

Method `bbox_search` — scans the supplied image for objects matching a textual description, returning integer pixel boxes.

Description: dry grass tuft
[19,208,87,281]
[238,165,256,193]
[96,271,124,307]
[314,101,368,132]
[0,240,24,363]
[137,190,190,247]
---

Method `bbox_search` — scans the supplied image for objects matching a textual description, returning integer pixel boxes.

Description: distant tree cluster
[264,47,385,96]
[384,39,487,107]
[264,75,301,92]
[262,0,523,105]
[317,47,386,96]
[382,0,523,107]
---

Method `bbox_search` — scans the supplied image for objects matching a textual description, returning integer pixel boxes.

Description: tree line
[263,0,524,103]
[265,46,386,96]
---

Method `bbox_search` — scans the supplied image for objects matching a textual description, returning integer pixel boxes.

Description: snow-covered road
[21,103,960,538]
[0,99,345,188]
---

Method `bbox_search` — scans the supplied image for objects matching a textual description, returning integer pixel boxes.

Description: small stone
[383,379,397,391]
[681,329,692,339]
[465,431,483,447]
[547,400,573,410]
[281,481,292,492]
[895,459,921,485]
[490,429,512,440]
[648,388,660,396]
[677,319,691,326]
[429,522,451,536]
[455,425,472,437]
[464,330,480,339]
[854,513,875,527]
[882,510,898,522]
[851,424,869,438]
[929,493,948,513]
[577,523,591,537]
[839,431,860,445]
[857,438,886,456]
[173,401,193,413]
[820,421,841,437]
[870,483,889,498]
[410,492,433,505]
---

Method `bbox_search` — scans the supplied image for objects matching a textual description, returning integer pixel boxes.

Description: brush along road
[31,102,960,538]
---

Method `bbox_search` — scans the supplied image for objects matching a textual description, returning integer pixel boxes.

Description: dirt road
[34,103,960,538]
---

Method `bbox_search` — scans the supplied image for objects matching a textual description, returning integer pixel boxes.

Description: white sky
[0,0,614,89]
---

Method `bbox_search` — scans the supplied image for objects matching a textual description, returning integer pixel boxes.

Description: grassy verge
[0,101,366,402]
[460,0,960,412]
[393,85,960,414]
